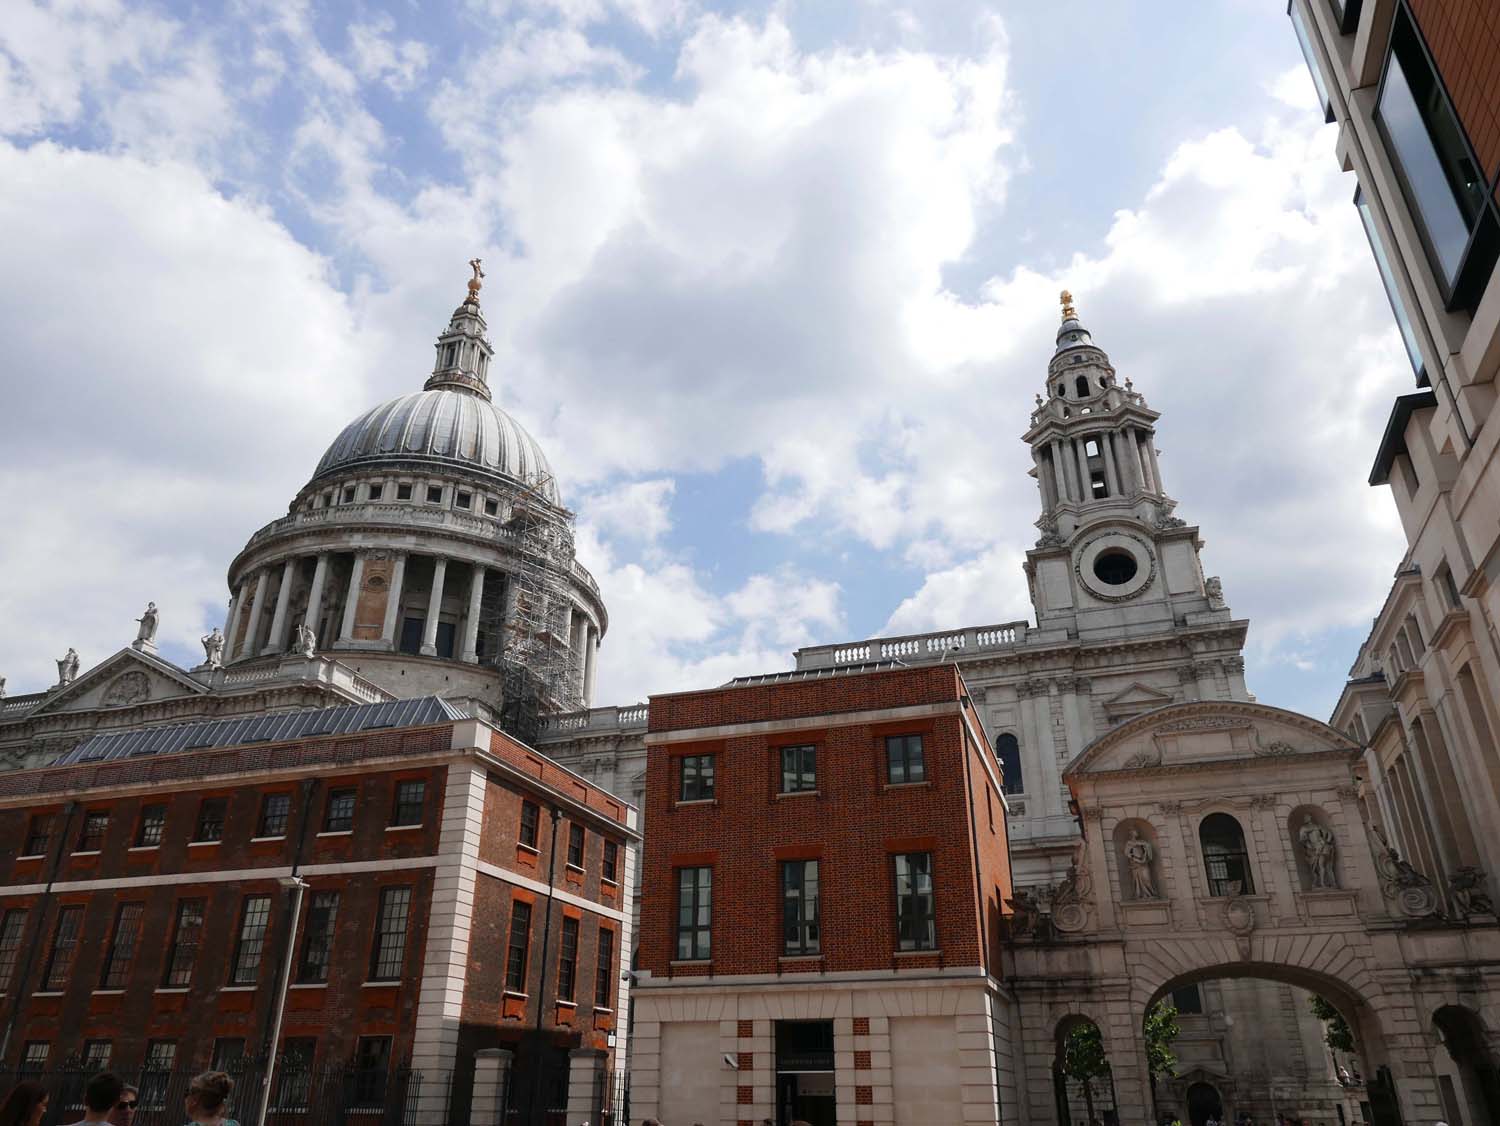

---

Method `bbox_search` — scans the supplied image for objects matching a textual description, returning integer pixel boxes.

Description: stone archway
[1184,1080,1221,1126]
[1432,1004,1500,1124]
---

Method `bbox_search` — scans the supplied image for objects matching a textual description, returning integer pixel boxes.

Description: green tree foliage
[1062,1020,1111,1123]
[1309,994,1355,1052]
[1145,1000,1181,1078]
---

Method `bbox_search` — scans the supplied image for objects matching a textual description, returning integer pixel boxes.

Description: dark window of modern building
[390,780,426,827]
[782,859,821,956]
[893,852,936,951]
[141,1041,177,1109]
[0,909,27,990]
[20,1042,48,1074]
[1200,812,1256,896]
[557,916,579,1002]
[1287,0,1334,122]
[100,902,144,989]
[369,887,411,981]
[676,866,712,960]
[22,814,54,857]
[567,823,585,868]
[81,1040,112,1072]
[1172,984,1205,1014]
[602,839,619,883]
[595,927,615,1008]
[135,804,166,847]
[519,800,540,848]
[324,787,356,833]
[230,895,272,984]
[1354,187,1428,382]
[995,733,1024,795]
[163,899,205,987]
[42,905,83,990]
[780,744,817,793]
[679,754,715,802]
[350,1036,392,1108]
[258,793,291,838]
[194,797,226,843]
[505,900,532,991]
[76,810,109,852]
[1330,0,1363,35]
[297,891,340,984]
[1376,5,1499,308]
[274,1037,317,1110]
[211,1038,246,1073]
[885,734,926,785]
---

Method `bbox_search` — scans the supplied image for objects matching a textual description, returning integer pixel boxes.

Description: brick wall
[639,669,1010,978]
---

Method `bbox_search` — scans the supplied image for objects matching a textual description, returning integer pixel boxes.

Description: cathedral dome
[313,388,560,504]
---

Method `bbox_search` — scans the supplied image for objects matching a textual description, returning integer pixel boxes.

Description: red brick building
[0,697,638,1125]
[630,663,1016,1126]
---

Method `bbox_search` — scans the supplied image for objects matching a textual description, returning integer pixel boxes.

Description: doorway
[1186,1081,1222,1126]
[775,1020,836,1126]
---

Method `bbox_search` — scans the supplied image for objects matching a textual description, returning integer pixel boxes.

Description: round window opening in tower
[1093,549,1138,586]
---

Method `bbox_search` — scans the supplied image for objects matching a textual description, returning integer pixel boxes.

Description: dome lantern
[425,258,495,401]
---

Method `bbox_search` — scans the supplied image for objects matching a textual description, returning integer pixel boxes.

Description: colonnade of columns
[222,548,600,702]
[1035,426,1160,509]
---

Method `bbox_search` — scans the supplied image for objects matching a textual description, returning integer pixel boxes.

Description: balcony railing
[795,622,1029,670]
[537,703,649,739]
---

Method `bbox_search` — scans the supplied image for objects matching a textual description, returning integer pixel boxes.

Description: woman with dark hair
[0,1081,48,1126]
[182,1072,237,1126]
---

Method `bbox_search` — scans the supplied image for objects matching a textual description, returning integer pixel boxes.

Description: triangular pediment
[27,648,208,717]
[1064,700,1359,779]
[1102,680,1176,721]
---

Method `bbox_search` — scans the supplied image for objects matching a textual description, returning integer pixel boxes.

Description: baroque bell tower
[1021,292,1245,684]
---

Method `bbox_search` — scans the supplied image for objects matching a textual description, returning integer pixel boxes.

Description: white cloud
[349,16,430,94]
[578,478,677,544]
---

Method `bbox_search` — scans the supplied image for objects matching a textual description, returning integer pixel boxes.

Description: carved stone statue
[200,627,225,669]
[1124,828,1158,899]
[0,676,6,699]
[1449,866,1495,917]
[1204,576,1225,610]
[56,648,80,686]
[293,623,317,658]
[134,601,160,647]
[1298,815,1338,889]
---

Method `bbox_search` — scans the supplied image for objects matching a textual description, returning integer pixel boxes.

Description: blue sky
[0,0,1413,720]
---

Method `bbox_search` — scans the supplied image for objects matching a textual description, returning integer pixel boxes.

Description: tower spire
[425,258,496,401]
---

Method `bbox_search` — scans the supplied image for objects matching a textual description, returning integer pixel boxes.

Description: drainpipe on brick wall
[0,800,79,1064]
[528,806,562,1124]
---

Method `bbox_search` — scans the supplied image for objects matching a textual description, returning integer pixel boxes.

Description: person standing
[0,1082,47,1126]
[107,1085,138,1126]
[181,1072,238,1126]
[65,1072,123,1125]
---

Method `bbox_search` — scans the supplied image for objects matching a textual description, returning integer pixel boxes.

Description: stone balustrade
[537,702,650,740]
[795,622,1029,670]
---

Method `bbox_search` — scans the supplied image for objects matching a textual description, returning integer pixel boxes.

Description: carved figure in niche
[1449,866,1495,917]
[1298,815,1338,889]
[200,627,225,669]
[1204,576,1225,610]
[56,648,79,686]
[293,623,317,658]
[1123,828,1157,898]
[134,601,160,645]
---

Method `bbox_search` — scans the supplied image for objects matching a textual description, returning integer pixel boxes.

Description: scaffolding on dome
[484,469,583,746]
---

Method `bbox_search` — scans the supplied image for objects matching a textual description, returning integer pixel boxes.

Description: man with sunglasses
[65,1073,126,1126]
[107,1085,137,1126]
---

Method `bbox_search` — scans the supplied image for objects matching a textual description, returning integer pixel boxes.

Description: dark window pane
[77,810,109,852]
[42,905,83,990]
[231,895,272,984]
[995,733,1024,796]
[141,1041,176,1109]
[258,793,291,837]
[23,814,54,856]
[782,859,821,955]
[679,754,716,802]
[568,823,585,867]
[894,852,936,951]
[100,902,143,989]
[676,867,712,960]
[558,917,579,1002]
[20,1042,48,1074]
[780,744,817,793]
[194,798,226,843]
[886,734,926,785]
[350,1037,392,1108]
[505,900,532,992]
[135,804,166,847]
[164,899,205,987]
[211,1037,246,1073]
[274,1037,317,1110]
[519,801,539,848]
[603,840,619,882]
[391,780,426,826]
[0,909,28,990]
[595,928,614,1008]
[324,788,357,833]
[1355,188,1427,380]
[369,886,411,981]
[1199,813,1256,896]
[297,891,340,984]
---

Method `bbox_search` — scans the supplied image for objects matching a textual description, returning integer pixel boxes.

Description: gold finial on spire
[466,257,484,304]
[1060,289,1077,321]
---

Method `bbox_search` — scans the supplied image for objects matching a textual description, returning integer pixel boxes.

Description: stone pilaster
[263,558,297,655]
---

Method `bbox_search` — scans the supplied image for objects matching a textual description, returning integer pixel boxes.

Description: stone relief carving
[1204,576,1225,610]
[1156,800,1184,816]
[1155,716,1245,734]
[1448,867,1495,918]
[1373,837,1440,918]
[1121,749,1162,770]
[56,648,79,687]
[1248,793,1278,810]
[1007,846,1093,940]
[102,671,151,707]
[1298,815,1338,889]
[1124,828,1158,899]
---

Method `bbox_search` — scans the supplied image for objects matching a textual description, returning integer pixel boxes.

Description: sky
[0,0,1417,721]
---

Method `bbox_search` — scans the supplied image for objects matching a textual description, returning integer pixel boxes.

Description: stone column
[223,582,248,659]
[301,553,330,644]
[421,557,447,656]
[469,1049,513,1125]
[583,625,598,706]
[338,552,365,644]
[1134,430,1155,492]
[380,552,407,649]
[1099,431,1121,496]
[1074,439,1092,501]
[1144,432,1165,494]
[239,568,270,658]
[263,558,297,655]
[1112,430,1138,494]
[461,565,485,663]
[565,1047,608,1124]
